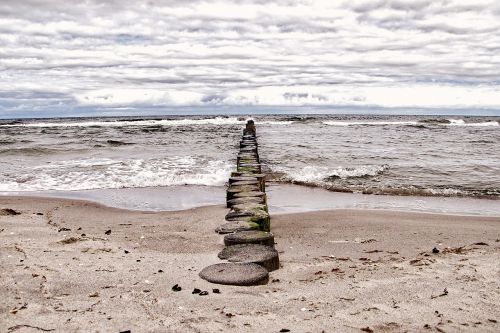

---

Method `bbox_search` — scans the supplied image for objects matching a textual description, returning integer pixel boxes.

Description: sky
[1,0,500,117]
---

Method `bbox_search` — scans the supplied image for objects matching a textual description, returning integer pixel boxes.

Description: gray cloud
[0,0,500,115]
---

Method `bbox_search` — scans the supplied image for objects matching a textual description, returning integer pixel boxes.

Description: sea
[1,114,499,214]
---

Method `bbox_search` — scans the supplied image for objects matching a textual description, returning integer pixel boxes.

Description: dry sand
[1,196,499,332]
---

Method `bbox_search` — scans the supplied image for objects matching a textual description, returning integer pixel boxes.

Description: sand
[1,196,499,332]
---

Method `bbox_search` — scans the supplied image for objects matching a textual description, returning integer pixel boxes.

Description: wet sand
[1,196,499,332]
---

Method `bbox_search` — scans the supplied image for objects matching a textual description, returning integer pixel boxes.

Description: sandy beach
[1,196,499,332]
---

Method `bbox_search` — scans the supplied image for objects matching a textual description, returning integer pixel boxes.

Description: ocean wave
[0,157,233,191]
[322,119,499,127]
[0,117,293,128]
[273,165,388,183]
[323,120,418,126]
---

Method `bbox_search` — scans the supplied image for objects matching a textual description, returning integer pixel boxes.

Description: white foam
[447,119,499,126]
[0,117,293,128]
[0,157,233,191]
[323,121,418,126]
[277,165,388,183]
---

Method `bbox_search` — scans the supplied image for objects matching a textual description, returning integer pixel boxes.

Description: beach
[1,194,499,332]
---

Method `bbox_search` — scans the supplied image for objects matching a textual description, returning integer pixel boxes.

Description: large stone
[199,263,268,286]
[233,191,266,199]
[224,230,275,247]
[218,244,279,272]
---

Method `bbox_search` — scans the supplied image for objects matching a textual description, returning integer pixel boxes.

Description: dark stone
[218,244,279,271]
[0,208,20,216]
[192,288,201,294]
[105,229,111,235]
[432,247,440,254]
[171,284,182,292]
[199,291,209,296]
[199,263,269,286]
[224,230,275,247]
[212,288,220,294]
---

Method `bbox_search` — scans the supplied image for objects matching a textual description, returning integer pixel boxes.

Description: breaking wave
[0,157,233,191]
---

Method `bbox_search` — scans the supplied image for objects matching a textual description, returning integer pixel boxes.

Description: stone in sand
[218,244,279,271]
[231,202,268,213]
[199,263,268,286]
[233,191,266,199]
[224,230,275,247]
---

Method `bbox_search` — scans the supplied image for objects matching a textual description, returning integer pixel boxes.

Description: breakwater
[199,120,280,286]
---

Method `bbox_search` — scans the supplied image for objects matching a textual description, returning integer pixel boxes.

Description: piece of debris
[105,229,111,235]
[360,327,374,333]
[280,329,291,332]
[192,288,201,294]
[199,291,209,296]
[432,247,440,254]
[158,269,163,273]
[360,239,376,244]
[172,284,182,292]
[124,250,129,254]
[212,288,220,294]
[0,208,20,216]
[57,237,82,245]
[472,242,488,246]
[58,227,71,232]
[431,288,448,299]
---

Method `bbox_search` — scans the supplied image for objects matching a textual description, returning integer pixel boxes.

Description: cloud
[0,0,500,115]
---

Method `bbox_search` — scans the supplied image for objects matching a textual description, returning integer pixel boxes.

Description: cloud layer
[1,0,500,115]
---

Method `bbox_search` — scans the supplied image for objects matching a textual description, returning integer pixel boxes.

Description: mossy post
[203,120,279,286]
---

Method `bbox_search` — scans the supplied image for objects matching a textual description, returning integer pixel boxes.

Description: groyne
[199,120,280,286]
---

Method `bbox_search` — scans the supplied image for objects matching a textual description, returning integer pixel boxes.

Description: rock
[215,221,256,234]
[105,229,111,235]
[199,291,209,296]
[218,244,279,271]
[199,263,269,286]
[225,212,270,232]
[0,208,20,216]
[432,247,440,254]
[192,288,201,294]
[212,288,220,294]
[224,230,275,247]
[171,284,182,292]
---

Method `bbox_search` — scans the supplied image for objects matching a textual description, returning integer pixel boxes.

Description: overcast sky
[1,0,500,117]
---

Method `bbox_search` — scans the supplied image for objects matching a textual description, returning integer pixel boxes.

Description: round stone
[199,263,269,286]
[218,244,279,272]
[224,230,275,247]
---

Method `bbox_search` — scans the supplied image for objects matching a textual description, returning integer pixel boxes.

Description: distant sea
[1,115,499,199]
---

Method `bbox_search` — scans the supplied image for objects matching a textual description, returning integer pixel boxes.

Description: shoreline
[2,183,500,217]
[1,196,499,332]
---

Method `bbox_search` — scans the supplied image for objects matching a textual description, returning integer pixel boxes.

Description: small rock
[158,269,163,273]
[172,284,182,292]
[119,330,131,333]
[199,291,209,296]
[88,292,99,297]
[124,250,129,254]
[105,229,111,235]
[58,227,71,232]
[36,212,44,216]
[192,288,201,294]
[0,208,20,216]
[432,247,440,254]
[280,329,291,332]
[212,288,220,294]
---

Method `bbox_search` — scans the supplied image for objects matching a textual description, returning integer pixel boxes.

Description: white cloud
[0,0,500,115]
